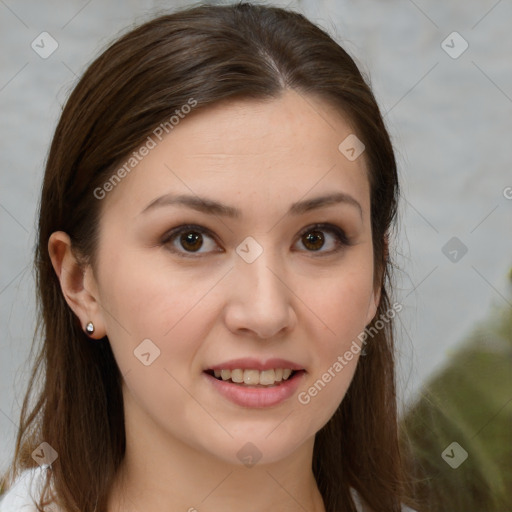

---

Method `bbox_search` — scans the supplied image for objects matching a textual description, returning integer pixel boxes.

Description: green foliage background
[401,275,512,512]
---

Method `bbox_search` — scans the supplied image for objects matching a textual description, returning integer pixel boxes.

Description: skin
[49,89,380,512]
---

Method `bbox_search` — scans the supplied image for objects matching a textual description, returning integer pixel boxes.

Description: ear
[48,231,106,339]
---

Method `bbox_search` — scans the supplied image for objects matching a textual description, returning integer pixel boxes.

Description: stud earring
[85,322,95,335]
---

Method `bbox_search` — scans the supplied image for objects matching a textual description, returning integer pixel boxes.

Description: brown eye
[302,230,325,251]
[295,223,350,256]
[162,224,221,258]
[180,231,203,252]
[162,222,350,259]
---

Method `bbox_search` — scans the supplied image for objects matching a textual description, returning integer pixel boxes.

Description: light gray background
[1,0,511,473]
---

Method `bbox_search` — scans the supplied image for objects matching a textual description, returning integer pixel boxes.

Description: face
[78,90,379,466]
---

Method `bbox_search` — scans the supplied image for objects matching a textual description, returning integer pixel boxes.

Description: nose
[223,246,297,339]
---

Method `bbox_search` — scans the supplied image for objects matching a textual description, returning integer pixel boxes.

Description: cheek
[291,255,374,424]
[299,252,376,346]
[96,257,219,429]
[96,244,227,378]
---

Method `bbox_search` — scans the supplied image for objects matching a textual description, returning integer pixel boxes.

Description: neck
[107,409,325,512]
[108,458,325,512]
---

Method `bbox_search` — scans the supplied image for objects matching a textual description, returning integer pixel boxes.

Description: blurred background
[1,0,511,509]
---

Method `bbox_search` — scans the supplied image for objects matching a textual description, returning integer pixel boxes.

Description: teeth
[210,368,297,386]
[243,369,260,385]
[231,369,244,383]
[258,369,275,385]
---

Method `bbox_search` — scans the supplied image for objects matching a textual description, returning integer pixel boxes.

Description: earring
[85,322,95,335]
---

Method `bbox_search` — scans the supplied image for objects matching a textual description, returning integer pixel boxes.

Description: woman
[0,3,420,511]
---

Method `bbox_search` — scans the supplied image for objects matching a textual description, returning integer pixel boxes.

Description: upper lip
[205,358,305,372]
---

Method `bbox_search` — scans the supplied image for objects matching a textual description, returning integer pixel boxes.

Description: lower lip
[203,371,306,408]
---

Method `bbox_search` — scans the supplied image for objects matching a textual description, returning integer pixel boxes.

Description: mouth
[203,366,306,408]
[204,368,305,388]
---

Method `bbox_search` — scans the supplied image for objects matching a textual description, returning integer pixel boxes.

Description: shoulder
[0,467,59,512]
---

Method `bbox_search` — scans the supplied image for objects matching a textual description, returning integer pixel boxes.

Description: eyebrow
[140,191,363,219]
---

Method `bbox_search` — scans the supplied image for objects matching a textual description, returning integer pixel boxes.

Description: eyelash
[160,223,352,259]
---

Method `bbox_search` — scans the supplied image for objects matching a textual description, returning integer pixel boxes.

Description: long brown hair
[1,3,419,511]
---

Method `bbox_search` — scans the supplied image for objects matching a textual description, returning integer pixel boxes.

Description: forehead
[100,89,370,221]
